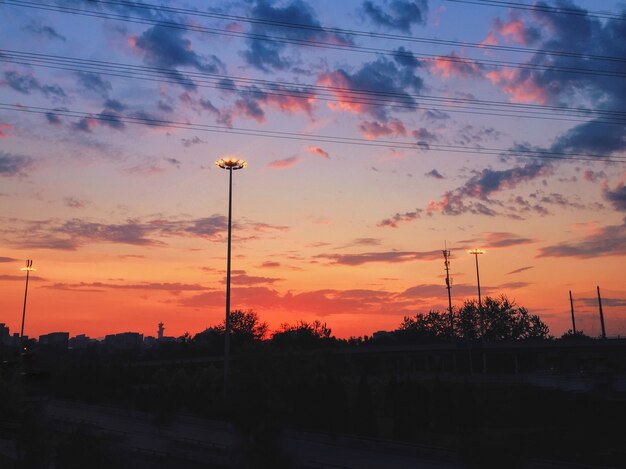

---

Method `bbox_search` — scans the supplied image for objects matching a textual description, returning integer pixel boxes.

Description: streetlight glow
[216,156,246,399]
[468,249,485,255]
[216,158,247,170]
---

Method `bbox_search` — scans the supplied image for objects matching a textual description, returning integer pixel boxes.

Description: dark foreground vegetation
[1,296,625,468]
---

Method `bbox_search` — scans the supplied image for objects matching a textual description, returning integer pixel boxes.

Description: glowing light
[216,157,247,170]
[20,267,36,271]
[468,249,485,255]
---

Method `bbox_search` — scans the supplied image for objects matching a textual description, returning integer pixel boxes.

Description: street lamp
[468,249,486,373]
[468,249,484,311]
[215,157,246,398]
[20,259,35,347]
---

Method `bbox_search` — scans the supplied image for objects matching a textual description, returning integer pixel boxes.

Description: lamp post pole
[216,157,246,399]
[468,249,485,372]
[20,259,35,350]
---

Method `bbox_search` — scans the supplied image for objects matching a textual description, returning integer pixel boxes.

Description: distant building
[158,322,164,340]
[69,334,96,349]
[39,332,69,350]
[0,323,9,344]
[104,332,143,351]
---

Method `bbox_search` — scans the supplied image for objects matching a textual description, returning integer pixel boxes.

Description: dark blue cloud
[243,0,351,72]
[491,2,626,156]
[362,0,428,32]
[537,218,626,258]
[320,57,424,120]
[551,119,626,156]
[424,169,444,179]
[2,71,66,98]
[0,151,33,177]
[76,72,112,97]
[133,24,224,88]
[104,99,127,112]
[604,183,626,211]
[22,22,66,41]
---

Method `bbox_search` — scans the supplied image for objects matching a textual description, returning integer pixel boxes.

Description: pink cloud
[267,156,301,170]
[431,54,481,79]
[359,119,407,139]
[493,17,536,45]
[486,68,548,104]
[0,123,13,138]
[480,32,498,47]
[306,146,330,159]
[317,71,365,114]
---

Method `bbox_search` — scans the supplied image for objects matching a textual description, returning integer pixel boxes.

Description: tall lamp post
[20,259,35,348]
[216,157,246,398]
[468,249,485,372]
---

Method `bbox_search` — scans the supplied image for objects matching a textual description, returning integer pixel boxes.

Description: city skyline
[1,0,625,339]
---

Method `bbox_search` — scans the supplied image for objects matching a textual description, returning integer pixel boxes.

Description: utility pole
[569,290,577,334]
[597,286,606,339]
[20,259,35,348]
[443,247,453,337]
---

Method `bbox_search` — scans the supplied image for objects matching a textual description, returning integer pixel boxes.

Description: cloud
[399,283,494,299]
[603,181,626,211]
[431,53,482,79]
[229,271,282,286]
[317,56,424,120]
[22,22,66,41]
[362,0,428,32]
[242,0,350,72]
[0,214,286,251]
[45,281,207,293]
[550,120,626,157]
[427,163,553,216]
[181,136,205,147]
[424,169,444,179]
[130,24,223,89]
[377,209,422,228]
[487,232,535,248]
[484,6,626,156]
[45,112,63,125]
[165,157,181,168]
[537,218,626,258]
[0,123,13,138]
[306,146,330,159]
[316,249,441,266]
[0,151,33,177]
[359,118,407,139]
[267,156,301,169]
[0,257,18,263]
[491,15,540,45]
[64,197,88,209]
[76,72,112,97]
[507,266,534,275]
[2,71,66,99]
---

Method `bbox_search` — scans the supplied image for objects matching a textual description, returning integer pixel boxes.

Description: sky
[1,0,625,340]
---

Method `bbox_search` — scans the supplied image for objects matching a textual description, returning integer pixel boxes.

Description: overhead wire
[2,49,625,125]
[64,0,626,64]
[1,103,624,163]
[444,0,626,21]
[4,0,626,79]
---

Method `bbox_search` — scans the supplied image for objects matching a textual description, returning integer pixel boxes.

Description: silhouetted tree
[456,295,550,341]
[216,309,268,342]
[398,310,450,342]
[271,320,334,348]
[559,329,592,340]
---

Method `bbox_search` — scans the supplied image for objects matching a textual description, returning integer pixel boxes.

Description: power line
[5,1,626,80]
[76,0,626,64]
[3,50,625,125]
[444,0,626,21]
[1,103,624,163]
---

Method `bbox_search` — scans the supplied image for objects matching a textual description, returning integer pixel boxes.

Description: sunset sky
[1,0,625,340]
